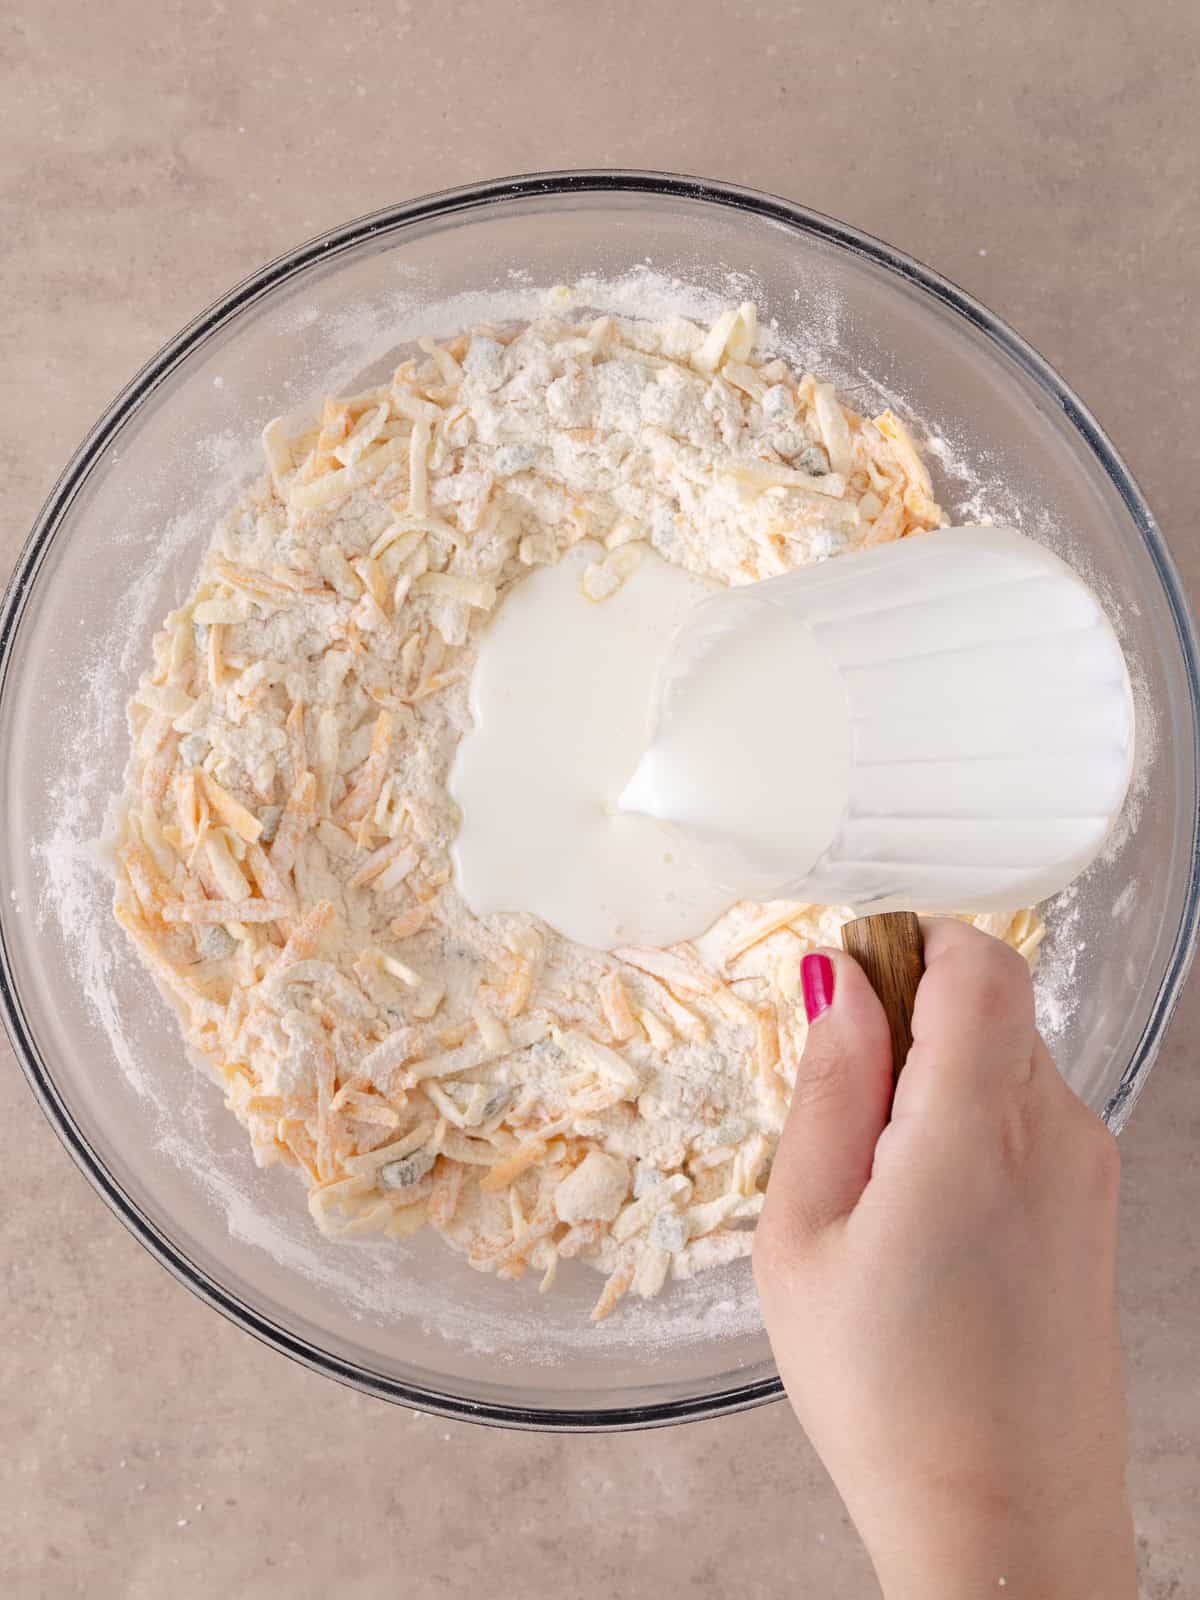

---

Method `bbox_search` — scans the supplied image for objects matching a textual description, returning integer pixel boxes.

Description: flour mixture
[112,298,1043,1321]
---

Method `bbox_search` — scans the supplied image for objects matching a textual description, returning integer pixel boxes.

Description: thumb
[761,948,895,1249]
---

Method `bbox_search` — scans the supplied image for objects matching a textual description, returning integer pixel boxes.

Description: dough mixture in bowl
[112,297,1043,1321]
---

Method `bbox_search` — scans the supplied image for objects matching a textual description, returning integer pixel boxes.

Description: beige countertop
[3,3,1198,1595]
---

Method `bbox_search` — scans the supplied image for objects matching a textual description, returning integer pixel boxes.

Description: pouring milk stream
[449,528,1135,950]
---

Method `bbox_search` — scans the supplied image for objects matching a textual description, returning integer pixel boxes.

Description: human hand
[754,919,1136,1599]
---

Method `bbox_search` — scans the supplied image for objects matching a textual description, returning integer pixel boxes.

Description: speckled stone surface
[2,4,1197,1595]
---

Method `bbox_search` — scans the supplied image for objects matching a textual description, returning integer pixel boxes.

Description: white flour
[34,267,1142,1370]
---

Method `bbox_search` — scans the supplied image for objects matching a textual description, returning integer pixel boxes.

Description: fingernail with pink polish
[801,953,835,1023]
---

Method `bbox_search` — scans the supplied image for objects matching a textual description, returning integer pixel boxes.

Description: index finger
[895,918,1038,1110]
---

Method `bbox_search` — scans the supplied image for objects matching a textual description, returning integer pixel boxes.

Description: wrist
[864,1487,1137,1600]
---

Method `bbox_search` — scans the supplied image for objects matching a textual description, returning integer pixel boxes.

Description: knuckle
[997,1097,1037,1172]
[789,1042,850,1115]
[943,940,1032,1025]
[970,973,1014,1029]
[794,1193,851,1241]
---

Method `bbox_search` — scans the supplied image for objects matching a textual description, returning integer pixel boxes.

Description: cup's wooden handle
[842,912,925,1078]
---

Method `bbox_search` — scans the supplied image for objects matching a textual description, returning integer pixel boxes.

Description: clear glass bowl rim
[3,168,1198,1432]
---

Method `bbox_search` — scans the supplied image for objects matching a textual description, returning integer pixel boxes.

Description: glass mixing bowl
[2,172,1198,1432]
